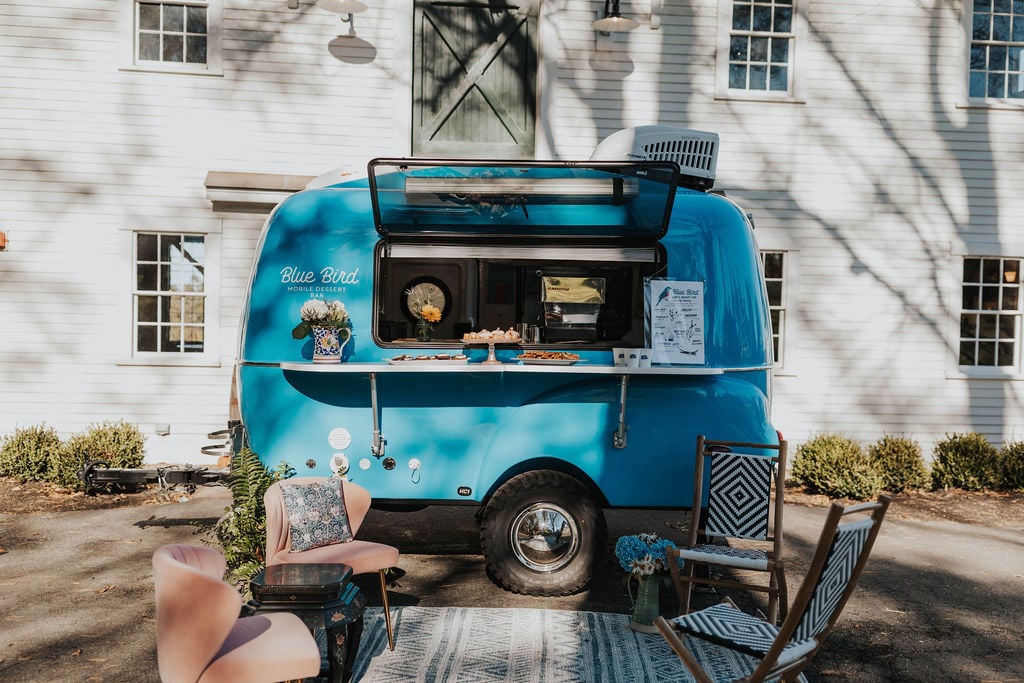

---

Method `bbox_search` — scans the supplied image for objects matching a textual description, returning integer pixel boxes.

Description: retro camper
[234,128,778,595]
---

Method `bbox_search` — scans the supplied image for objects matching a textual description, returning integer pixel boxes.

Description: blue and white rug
[352,606,805,682]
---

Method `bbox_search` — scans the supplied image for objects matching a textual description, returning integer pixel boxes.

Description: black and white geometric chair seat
[678,544,769,571]
[671,603,817,669]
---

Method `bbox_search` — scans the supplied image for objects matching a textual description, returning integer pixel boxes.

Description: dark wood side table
[244,563,367,683]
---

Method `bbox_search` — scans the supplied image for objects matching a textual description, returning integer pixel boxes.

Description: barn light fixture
[316,0,367,22]
[592,0,639,33]
[0,230,7,251]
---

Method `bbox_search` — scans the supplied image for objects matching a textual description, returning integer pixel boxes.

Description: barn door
[412,0,538,159]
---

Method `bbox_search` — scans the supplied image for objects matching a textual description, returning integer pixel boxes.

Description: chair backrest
[265,476,373,560]
[757,496,891,677]
[152,544,242,683]
[691,436,787,544]
[790,497,890,641]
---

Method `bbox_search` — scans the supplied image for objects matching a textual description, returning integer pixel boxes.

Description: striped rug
[351,606,805,682]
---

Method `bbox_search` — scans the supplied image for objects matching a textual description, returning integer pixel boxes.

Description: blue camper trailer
[235,131,777,596]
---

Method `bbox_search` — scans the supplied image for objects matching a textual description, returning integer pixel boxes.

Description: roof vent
[591,125,719,190]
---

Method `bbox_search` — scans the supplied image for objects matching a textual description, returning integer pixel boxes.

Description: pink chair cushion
[198,613,322,683]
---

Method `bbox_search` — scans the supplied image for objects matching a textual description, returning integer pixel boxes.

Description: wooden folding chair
[656,496,891,683]
[669,436,788,623]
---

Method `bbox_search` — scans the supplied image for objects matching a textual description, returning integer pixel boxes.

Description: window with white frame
[134,233,207,354]
[969,0,1024,100]
[761,251,786,364]
[123,0,222,74]
[724,0,795,93]
[959,256,1020,367]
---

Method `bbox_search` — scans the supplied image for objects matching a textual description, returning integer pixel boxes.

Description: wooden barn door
[412,0,538,159]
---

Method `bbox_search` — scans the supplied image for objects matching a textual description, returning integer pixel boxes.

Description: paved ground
[1,486,1022,682]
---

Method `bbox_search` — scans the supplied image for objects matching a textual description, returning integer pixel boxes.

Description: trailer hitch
[78,460,230,493]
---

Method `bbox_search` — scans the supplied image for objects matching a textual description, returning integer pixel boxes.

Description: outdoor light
[592,0,639,33]
[316,0,367,22]
[0,230,7,251]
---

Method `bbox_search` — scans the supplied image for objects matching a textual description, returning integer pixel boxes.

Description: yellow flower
[420,304,442,323]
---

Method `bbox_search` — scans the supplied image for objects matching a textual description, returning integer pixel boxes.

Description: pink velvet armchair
[152,544,320,683]
[265,477,400,650]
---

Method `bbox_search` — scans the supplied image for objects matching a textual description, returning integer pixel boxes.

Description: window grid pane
[135,232,207,354]
[959,256,1021,367]
[729,0,794,93]
[136,1,209,66]
[969,0,1024,99]
[761,251,786,364]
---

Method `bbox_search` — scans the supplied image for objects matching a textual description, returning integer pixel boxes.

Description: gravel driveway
[1,487,1021,682]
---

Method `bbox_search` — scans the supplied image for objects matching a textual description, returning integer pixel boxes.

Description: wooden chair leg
[765,566,787,624]
[775,565,788,622]
[681,561,697,614]
[379,569,394,651]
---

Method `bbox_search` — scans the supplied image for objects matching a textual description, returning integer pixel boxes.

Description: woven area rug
[351,606,805,682]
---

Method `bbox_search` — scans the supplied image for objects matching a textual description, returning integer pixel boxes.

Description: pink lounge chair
[265,477,400,650]
[152,544,320,683]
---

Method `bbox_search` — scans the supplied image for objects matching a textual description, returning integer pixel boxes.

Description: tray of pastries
[461,328,522,343]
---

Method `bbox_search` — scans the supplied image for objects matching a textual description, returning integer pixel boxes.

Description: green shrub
[868,435,930,493]
[0,424,62,482]
[215,448,293,585]
[998,441,1024,491]
[50,420,146,490]
[791,433,882,500]
[931,432,1000,491]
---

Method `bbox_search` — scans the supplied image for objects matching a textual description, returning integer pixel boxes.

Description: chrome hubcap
[509,503,580,572]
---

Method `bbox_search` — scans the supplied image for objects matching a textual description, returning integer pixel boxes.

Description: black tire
[479,470,606,596]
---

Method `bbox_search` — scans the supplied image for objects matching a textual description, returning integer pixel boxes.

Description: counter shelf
[268,361,741,455]
[276,362,726,375]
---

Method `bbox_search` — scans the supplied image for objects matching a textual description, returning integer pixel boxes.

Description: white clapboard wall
[0,0,1022,465]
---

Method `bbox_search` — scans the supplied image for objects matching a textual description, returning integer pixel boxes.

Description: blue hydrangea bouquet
[614,532,678,577]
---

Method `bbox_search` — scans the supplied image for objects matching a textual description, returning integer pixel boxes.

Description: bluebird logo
[656,286,672,305]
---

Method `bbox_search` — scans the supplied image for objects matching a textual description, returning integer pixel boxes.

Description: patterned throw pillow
[281,477,353,552]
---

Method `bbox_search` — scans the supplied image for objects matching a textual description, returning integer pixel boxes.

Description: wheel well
[480,458,609,508]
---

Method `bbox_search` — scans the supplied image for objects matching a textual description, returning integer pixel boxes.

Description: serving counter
[262,361,759,453]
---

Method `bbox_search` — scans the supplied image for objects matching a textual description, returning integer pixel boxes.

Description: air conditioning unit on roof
[591,125,720,190]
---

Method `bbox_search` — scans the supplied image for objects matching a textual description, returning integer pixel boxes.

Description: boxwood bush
[791,433,882,500]
[930,432,1000,491]
[0,424,62,483]
[50,420,146,490]
[868,435,930,492]
[998,441,1024,491]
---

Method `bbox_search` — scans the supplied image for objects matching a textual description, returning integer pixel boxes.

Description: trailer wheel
[480,470,606,596]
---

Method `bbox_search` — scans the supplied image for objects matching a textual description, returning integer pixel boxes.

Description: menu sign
[649,280,705,364]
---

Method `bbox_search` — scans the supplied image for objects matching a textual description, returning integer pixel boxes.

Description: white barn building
[1,0,1022,465]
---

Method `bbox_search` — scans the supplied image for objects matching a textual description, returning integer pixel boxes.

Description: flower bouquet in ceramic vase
[291,298,352,362]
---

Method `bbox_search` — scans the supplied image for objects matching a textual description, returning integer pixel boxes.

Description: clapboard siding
[0,0,1022,463]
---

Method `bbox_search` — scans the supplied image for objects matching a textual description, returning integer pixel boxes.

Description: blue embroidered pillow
[281,477,353,552]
